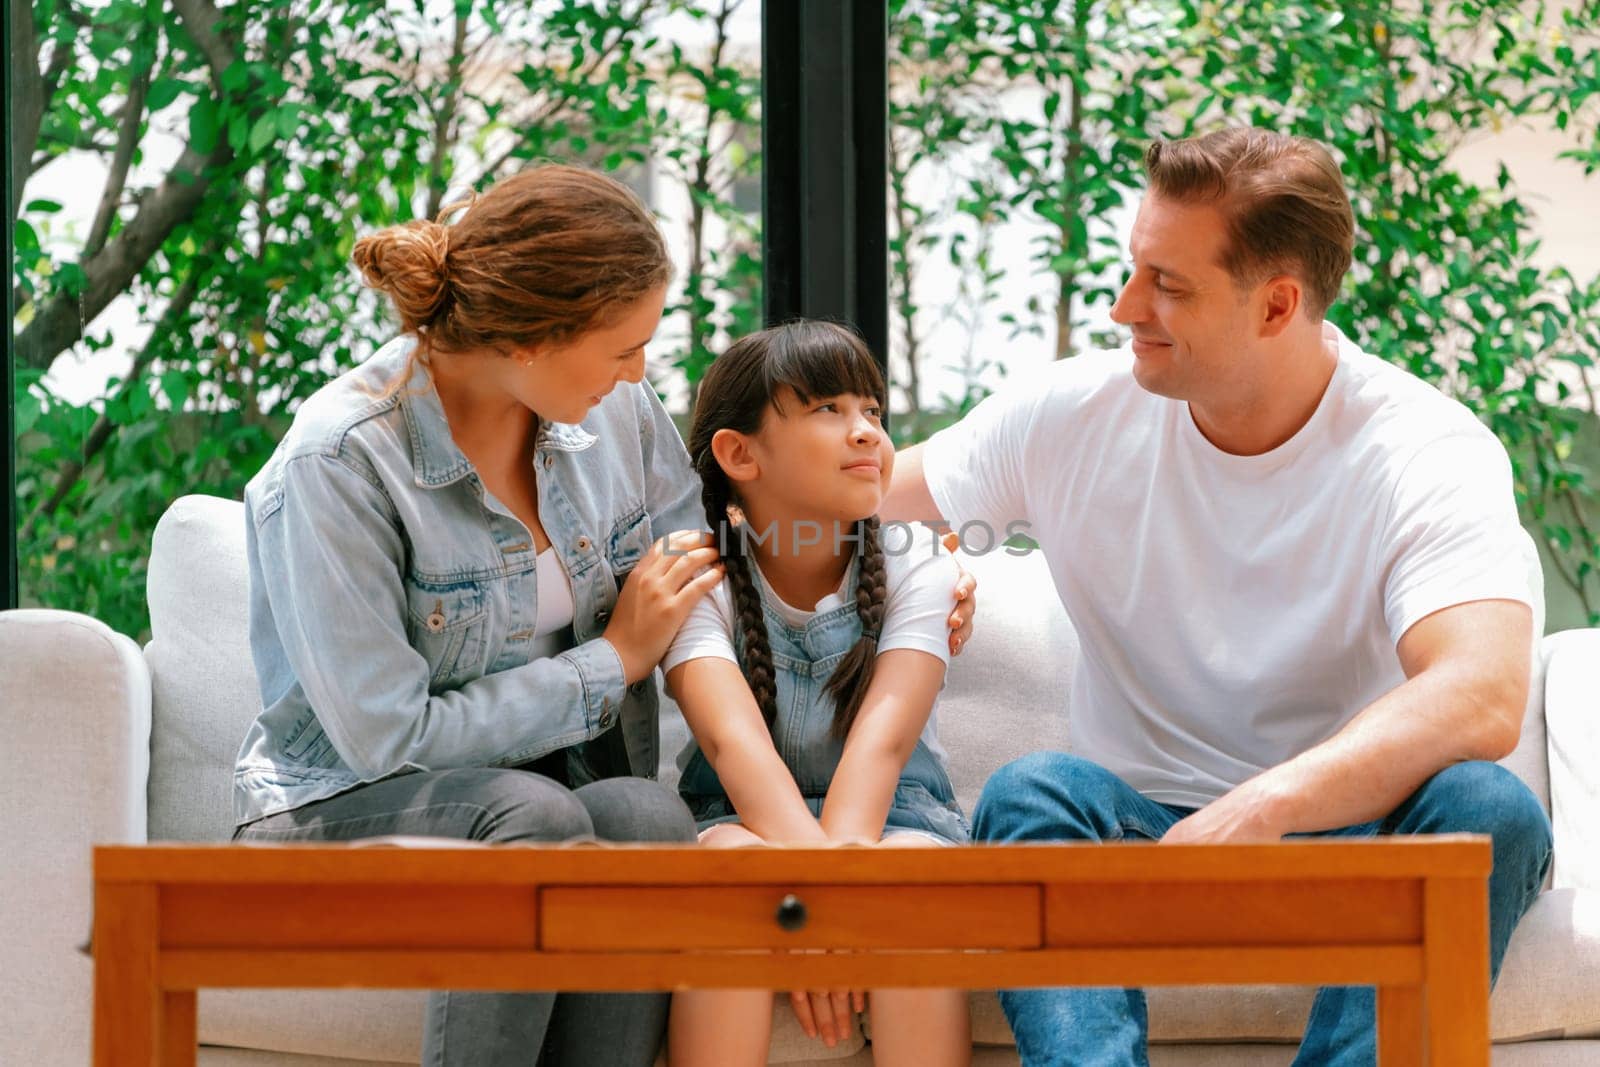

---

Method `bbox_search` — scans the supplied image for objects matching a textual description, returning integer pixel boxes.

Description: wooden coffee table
[93,837,1490,1065]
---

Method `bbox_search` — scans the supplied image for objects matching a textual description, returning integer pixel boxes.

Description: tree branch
[15,0,242,373]
[425,8,472,220]
[171,0,235,87]
[9,1,46,221]
[15,139,228,372]
[85,31,157,258]
[476,0,658,180]
[23,253,213,540]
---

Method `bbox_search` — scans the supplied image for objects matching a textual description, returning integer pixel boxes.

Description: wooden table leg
[94,885,160,1066]
[1378,984,1424,1066]
[162,991,197,1066]
[1424,877,1490,1066]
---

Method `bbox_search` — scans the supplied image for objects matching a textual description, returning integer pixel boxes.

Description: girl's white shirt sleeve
[661,576,740,674]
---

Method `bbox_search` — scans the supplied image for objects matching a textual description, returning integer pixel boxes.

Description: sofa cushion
[1542,629,1600,891]
[145,494,262,843]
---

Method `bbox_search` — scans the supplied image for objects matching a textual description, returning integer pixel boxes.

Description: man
[884,127,1553,1065]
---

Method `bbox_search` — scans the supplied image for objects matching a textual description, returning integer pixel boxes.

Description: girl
[664,321,972,1067]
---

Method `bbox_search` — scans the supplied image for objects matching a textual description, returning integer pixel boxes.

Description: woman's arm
[252,452,625,777]
[666,658,829,844]
[818,648,947,844]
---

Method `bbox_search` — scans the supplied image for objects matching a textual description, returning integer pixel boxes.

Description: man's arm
[1163,597,1531,844]
[880,442,945,524]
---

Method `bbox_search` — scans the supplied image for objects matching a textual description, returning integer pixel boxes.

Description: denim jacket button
[576,537,591,552]
[543,455,554,470]
[596,610,610,625]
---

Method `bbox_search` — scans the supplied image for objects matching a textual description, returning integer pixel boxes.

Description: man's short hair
[1144,128,1355,321]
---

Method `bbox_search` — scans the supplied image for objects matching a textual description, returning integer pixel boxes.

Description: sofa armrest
[1542,628,1600,891]
[0,609,152,1067]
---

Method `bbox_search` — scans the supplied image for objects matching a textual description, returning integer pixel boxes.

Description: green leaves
[188,95,220,153]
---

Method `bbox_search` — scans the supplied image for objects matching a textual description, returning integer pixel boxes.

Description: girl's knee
[699,822,764,848]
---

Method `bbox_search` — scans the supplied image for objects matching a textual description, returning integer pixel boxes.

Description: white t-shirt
[663,522,959,762]
[922,325,1536,808]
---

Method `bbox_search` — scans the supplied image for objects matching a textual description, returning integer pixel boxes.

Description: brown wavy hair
[688,321,889,741]
[351,164,672,359]
[1144,128,1354,321]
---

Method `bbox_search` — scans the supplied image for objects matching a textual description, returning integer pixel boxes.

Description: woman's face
[503,284,668,426]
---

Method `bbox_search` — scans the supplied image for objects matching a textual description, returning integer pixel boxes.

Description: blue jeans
[972,753,1553,1067]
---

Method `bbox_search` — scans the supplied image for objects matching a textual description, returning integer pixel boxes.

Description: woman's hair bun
[351,220,452,332]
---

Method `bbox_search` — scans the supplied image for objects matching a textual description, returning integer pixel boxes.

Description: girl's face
[484,285,667,426]
[734,387,893,524]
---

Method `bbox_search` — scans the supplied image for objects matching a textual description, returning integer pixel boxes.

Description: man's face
[1109,194,1258,403]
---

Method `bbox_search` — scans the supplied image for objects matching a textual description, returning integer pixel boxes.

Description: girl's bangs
[763,323,885,412]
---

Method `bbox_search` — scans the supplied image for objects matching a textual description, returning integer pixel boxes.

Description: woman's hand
[603,530,723,684]
[790,987,865,1048]
[941,531,977,655]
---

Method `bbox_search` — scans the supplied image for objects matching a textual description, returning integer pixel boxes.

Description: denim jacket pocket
[280,706,336,766]
[404,580,488,689]
[606,506,652,570]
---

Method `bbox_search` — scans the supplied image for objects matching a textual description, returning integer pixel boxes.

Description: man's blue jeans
[972,753,1553,1067]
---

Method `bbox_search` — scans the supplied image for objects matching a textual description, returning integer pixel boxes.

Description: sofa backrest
[145,495,262,842]
[142,494,1551,842]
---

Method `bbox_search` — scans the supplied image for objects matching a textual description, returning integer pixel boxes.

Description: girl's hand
[603,531,723,685]
[941,530,978,655]
[790,987,865,1047]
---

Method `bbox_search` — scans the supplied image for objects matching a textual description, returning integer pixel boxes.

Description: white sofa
[4,493,1599,1066]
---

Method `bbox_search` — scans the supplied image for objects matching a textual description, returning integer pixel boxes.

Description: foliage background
[9,0,1600,640]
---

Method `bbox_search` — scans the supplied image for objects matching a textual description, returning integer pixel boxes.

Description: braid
[824,516,886,739]
[699,463,781,731]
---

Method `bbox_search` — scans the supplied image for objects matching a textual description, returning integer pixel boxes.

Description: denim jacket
[234,336,704,825]
[676,561,969,844]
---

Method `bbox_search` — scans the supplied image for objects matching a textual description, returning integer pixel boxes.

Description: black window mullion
[761,0,889,387]
[4,17,21,611]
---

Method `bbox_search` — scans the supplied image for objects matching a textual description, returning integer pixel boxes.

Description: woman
[232,164,973,1065]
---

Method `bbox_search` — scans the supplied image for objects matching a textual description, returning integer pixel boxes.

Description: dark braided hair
[687,320,889,740]
[696,450,781,729]
[822,514,886,738]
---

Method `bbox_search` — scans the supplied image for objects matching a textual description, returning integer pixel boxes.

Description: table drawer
[540,884,1041,951]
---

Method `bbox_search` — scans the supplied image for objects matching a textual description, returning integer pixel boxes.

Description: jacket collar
[392,339,599,488]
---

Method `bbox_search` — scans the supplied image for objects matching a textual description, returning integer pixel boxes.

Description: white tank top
[529,546,576,660]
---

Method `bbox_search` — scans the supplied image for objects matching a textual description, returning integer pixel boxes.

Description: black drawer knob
[775,893,808,931]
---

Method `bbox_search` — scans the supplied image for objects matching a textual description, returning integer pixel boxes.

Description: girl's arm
[666,658,829,844]
[817,648,947,844]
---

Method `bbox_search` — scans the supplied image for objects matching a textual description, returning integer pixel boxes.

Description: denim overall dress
[676,560,970,844]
